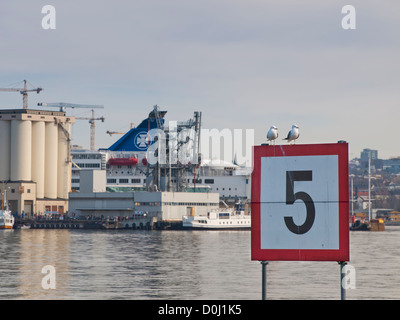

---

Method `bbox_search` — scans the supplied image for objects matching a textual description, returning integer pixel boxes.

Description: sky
[0,0,399,160]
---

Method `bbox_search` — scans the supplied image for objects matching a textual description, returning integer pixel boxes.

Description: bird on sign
[283,124,299,145]
[266,125,278,145]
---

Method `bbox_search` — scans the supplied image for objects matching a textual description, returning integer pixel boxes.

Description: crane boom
[38,102,105,151]
[0,80,42,109]
[106,131,126,136]
[37,102,103,112]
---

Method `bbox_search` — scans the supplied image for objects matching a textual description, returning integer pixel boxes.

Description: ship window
[85,163,100,168]
[107,179,117,183]
[119,179,129,183]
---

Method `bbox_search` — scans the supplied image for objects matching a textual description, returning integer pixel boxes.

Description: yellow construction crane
[0,80,43,109]
[38,102,105,151]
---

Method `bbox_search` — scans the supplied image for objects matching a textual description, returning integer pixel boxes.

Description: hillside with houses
[350,148,400,223]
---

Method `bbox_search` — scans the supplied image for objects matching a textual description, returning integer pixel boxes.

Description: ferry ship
[71,106,251,206]
[182,204,251,230]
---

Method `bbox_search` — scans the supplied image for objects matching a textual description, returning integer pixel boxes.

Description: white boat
[0,185,14,229]
[182,207,251,230]
[0,209,14,229]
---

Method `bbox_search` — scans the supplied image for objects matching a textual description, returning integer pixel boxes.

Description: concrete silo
[0,109,75,217]
[0,120,11,181]
[44,121,58,199]
[10,119,32,181]
[31,121,45,199]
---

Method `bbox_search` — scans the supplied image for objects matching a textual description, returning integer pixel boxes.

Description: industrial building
[0,104,248,224]
[68,170,220,227]
[0,108,75,217]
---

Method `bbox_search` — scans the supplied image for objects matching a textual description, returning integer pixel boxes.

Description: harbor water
[1,227,400,300]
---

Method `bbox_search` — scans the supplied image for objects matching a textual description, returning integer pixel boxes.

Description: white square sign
[251,143,349,262]
[260,155,339,250]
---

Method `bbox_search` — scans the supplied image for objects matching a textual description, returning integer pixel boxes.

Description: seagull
[266,125,278,144]
[283,124,299,145]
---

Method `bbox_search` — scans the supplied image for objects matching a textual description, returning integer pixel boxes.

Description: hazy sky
[1,1,399,160]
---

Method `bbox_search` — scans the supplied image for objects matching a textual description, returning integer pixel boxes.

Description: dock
[14,216,183,230]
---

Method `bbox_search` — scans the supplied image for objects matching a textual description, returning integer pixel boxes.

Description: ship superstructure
[71,106,251,206]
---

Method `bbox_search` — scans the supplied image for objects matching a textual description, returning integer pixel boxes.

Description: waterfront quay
[14,214,158,230]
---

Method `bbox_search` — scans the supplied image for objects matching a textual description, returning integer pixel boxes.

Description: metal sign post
[261,261,268,300]
[339,261,347,300]
[251,143,350,300]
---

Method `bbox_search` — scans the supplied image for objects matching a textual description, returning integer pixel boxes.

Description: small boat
[0,184,14,229]
[102,217,119,229]
[350,219,370,231]
[182,207,251,230]
[16,224,31,230]
[370,218,385,231]
[0,209,14,229]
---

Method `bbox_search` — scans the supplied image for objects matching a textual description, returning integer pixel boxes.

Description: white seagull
[283,124,299,144]
[266,125,278,144]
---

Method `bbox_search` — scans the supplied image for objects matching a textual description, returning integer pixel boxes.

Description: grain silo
[0,109,75,217]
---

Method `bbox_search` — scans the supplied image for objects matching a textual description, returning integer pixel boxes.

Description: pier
[14,214,158,230]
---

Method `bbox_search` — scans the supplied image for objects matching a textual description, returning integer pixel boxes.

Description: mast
[1,182,7,211]
[368,154,371,221]
[1,182,3,210]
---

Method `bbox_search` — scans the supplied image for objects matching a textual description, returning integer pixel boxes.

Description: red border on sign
[251,143,349,261]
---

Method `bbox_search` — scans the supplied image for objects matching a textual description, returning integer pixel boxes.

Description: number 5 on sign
[285,170,315,234]
[251,143,349,262]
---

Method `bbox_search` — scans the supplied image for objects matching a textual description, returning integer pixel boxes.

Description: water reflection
[1,227,400,299]
[18,230,71,299]
[0,230,71,299]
